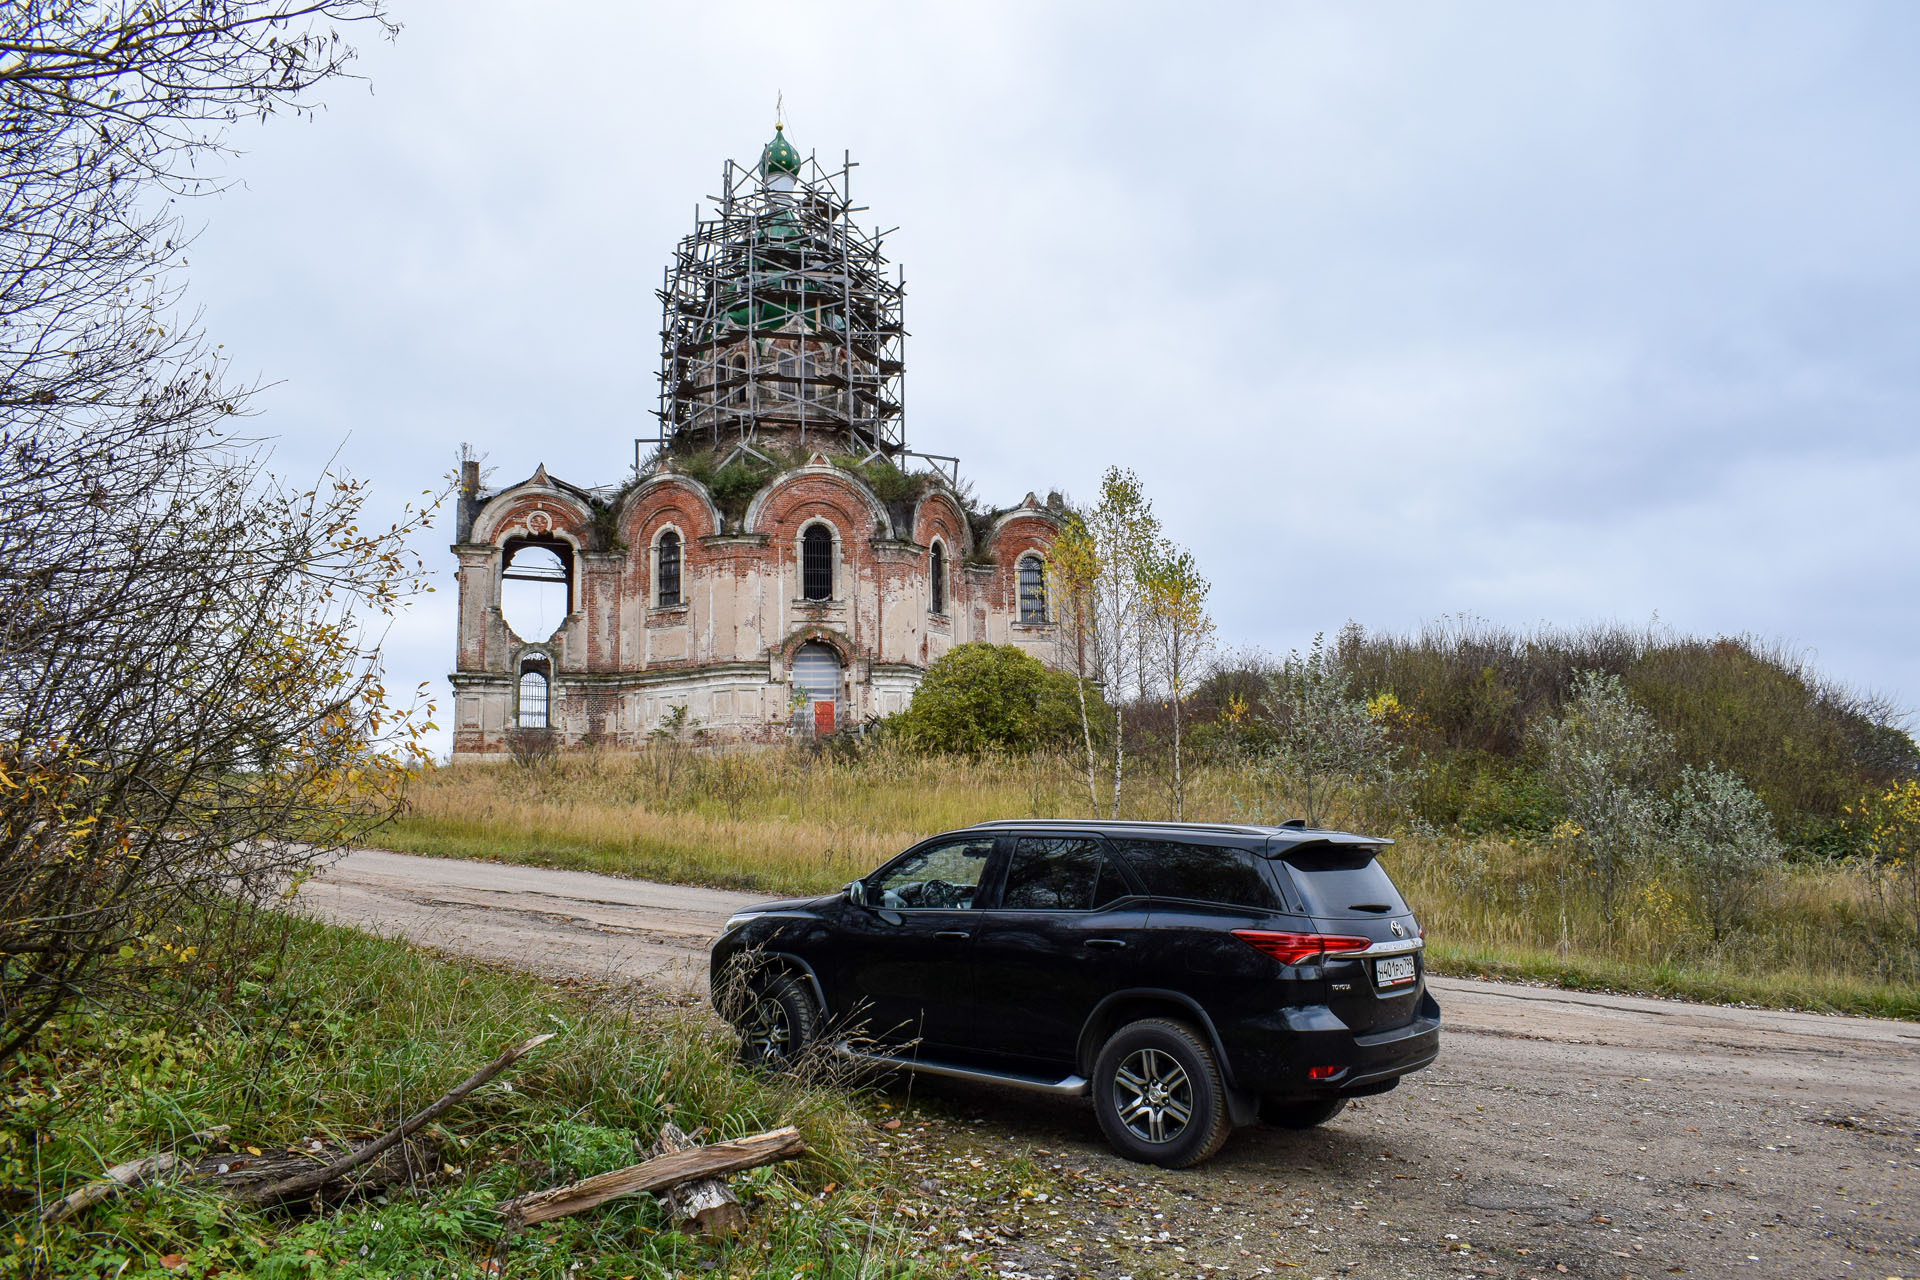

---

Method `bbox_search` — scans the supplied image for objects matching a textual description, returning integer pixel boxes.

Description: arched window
[726,352,747,405]
[775,347,798,408]
[929,540,946,615]
[656,530,682,607]
[1018,554,1048,624]
[500,540,572,642]
[802,525,834,601]
[517,661,550,729]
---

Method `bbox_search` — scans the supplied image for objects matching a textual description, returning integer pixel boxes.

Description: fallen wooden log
[190,1136,439,1199]
[40,1154,179,1226]
[648,1122,748,1238]
[497,1125,805,1230]
[40,1127,235,1224]
[243,1031,555,1207]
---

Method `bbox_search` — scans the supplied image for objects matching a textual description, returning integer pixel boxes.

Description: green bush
[708,456,777,518]
[890,643,1104,754]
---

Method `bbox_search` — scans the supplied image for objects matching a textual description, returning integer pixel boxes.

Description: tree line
[883,468,1920,951]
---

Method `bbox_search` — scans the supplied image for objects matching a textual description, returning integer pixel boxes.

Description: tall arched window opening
[929,541,946,615]
[726,352,747,406]
[1018,555,1048,624]
[517,660,550,729]
[776,347,798,411]
[500,539,572,641]
[802,525,834,601]
[656,530,682,607]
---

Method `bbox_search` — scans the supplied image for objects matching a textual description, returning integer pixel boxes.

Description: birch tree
[1047,515,1104,812]
[1079,468,1160,818]
[1142,541,1215,820]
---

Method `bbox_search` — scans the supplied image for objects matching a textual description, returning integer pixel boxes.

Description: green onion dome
[760,125,802,179]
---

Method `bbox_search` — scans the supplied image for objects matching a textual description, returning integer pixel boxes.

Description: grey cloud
[174,1,1920,753]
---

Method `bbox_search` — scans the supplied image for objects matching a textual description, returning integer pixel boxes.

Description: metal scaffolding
[653,130,907,467]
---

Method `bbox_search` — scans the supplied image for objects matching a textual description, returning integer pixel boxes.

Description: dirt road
[303,849,1920,1280]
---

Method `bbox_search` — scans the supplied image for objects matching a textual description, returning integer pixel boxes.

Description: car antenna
[1280,818,1307,828]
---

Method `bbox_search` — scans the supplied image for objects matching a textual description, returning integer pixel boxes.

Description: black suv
[710,820,1440,1167]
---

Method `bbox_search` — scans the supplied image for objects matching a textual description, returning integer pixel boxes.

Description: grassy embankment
[2,913,933,1280]
[381,746,1920,1020]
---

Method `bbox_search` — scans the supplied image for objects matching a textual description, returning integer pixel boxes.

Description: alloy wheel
[745,996,793,1060]
[1112,1047,1193,1144]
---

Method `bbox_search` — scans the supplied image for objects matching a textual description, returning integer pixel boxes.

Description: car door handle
[1085,938,1127,950]
[934,930,970,941]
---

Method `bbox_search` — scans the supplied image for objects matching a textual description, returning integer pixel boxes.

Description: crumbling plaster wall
[450,462,1060,755]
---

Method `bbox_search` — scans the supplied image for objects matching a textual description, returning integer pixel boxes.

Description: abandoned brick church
[449,125,1063,756]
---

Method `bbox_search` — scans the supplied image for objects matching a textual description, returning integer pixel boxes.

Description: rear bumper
[1218,989,1441,1097]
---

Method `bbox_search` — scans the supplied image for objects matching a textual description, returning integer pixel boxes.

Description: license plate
[1375,955,1417,989]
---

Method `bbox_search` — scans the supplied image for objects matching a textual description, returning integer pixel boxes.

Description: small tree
[1141,541,1215,820]
[0,450,438,1065]
[1668,764,1784,943]
[1849,779,1920,945]
[1072,468,1161,818]
[1047,514,1105,810]
[1259,635,1397,828]
[1532,670,1671,929]
[0,1,415,1066]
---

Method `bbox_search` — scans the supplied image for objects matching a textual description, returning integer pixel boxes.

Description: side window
[871,836,995,910]
[516,662,550,729]
[1109,840,1280,910]
[802,525,834,601]
[1017,554,1047,623]
[656,530,682,608]
[1001,836,1129,911]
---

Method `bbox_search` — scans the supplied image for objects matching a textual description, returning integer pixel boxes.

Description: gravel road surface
[303,848,1920,1280]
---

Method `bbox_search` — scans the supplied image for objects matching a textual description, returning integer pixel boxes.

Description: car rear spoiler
[1262,833,1394,860]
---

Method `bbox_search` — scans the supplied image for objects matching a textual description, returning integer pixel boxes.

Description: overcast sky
[184,2,1920,755]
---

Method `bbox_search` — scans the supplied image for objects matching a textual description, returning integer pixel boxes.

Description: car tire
[1091,1018,1233,1168]
[735,970,820,1071]
[1259,1096,1347,1129]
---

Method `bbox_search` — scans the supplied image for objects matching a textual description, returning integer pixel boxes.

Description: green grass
[378,746,1920,1021]
[1,915,930,1279]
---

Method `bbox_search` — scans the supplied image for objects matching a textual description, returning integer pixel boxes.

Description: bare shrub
[506,727,559,769]
[0,2,414,1067]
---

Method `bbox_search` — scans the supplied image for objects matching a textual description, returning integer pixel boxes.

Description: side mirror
[842,880,869,909]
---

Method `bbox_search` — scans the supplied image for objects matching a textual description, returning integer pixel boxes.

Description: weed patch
[1,915,926,1278]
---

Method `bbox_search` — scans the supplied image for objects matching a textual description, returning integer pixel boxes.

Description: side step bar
[834,1043,1090,1097]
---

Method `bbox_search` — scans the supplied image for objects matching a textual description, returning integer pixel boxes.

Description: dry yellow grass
[381,745,1920,1017]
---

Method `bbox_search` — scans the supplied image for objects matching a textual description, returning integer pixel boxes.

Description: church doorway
[790,642,842,735]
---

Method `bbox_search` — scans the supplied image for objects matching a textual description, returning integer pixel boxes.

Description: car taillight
[1232,930,1372,965]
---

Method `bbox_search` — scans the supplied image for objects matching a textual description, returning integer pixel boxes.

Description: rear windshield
[1109,839,1280,910]
[1280,846,1408,918]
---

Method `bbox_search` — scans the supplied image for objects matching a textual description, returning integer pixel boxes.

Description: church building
[448,125,1064,756]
